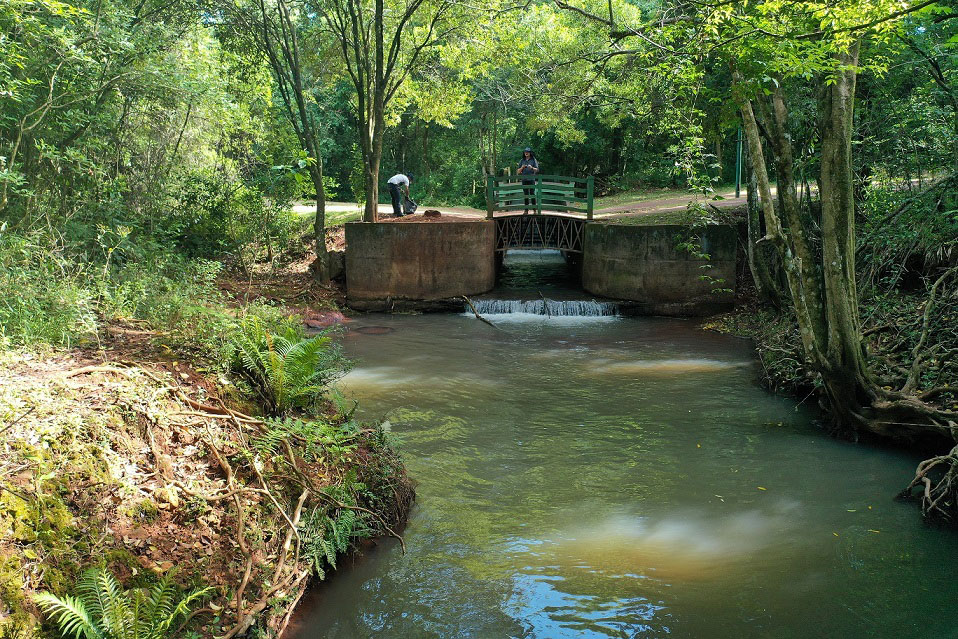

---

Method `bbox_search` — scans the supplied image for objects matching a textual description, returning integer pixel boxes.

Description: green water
[293,257,958,639]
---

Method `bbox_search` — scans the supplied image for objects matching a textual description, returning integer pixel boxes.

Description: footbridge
[485,175,594,219]
[487,174,593,253]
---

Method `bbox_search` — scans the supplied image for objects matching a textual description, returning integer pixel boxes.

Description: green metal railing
[485,174,594,220]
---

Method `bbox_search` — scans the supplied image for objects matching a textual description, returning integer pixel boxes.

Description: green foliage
[858,178,958,292]
[0,229,98,346]
[231,318,347,416]
[251,417,358,463]
[34,568,210,639]
[298,505,362,580]
[0,227,307,380]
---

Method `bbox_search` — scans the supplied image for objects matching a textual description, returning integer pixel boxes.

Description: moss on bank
[0,349,412,638]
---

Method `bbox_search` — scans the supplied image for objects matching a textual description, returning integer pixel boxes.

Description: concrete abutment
[581,223,737,316]
[344,221,496,311]
[344,219,737,315]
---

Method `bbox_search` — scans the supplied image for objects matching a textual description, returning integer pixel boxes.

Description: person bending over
[387,172,413,218]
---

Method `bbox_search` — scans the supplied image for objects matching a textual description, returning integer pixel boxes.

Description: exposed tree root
[900,431,958,521]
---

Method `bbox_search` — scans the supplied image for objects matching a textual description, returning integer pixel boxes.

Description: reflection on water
[585,358,751,375]
[543,505,801,580]
[293,256,958,639]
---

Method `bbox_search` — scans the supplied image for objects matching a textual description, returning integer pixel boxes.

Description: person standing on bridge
[387,172,413,218]
[517,147,539,214]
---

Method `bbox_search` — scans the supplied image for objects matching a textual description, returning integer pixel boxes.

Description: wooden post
[535,174,542,216]
[586,175,594,220]
[486,175,494,219]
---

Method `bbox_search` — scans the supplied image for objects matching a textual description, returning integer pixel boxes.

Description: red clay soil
[217,261,345,318]
[380,213,478,223]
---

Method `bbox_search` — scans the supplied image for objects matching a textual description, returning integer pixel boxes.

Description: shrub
[0,230,99,346]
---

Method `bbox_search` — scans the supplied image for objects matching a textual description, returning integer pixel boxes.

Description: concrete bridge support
[345,221,496,311]
[581,224,737,315]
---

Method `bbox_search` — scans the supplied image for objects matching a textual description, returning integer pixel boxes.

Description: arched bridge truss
[494,214,585,253]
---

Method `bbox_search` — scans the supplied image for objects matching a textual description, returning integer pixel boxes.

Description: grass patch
[294,202,363,226]
[593,184,742,210]
[596,210,692,225]
[593,187,695,209]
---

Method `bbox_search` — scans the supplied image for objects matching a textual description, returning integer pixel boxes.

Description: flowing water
[293,251,958,639]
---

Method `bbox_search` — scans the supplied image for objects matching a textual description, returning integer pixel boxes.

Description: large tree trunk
[817,43,875,424]
[735,72,823,362]
[734,54,875,432]
[360,112,385,223]
[744,144,783,307]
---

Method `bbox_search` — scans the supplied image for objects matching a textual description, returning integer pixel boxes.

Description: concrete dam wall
[581,224,737,316]
[344,218,737,315]
[345,221,496,311]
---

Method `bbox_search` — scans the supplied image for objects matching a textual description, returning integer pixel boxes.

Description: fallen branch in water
[462,295,504,331]
[538,290,552,317]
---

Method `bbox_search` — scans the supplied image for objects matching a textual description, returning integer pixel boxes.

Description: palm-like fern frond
[35,567,210,639]
[140,574,178,637]
[34,592,105,639]
[94,568,133,639]
[152,584,213,635]
[230,319,346,416]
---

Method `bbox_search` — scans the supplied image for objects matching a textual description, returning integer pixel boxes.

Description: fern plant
[231,316,346,416]
[252,417,359,463]
[299,503,365,580]
[34,567,211,639]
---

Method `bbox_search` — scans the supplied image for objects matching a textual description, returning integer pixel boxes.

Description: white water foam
[468,298,618,317]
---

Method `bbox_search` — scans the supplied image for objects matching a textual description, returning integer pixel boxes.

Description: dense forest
[2,0,957,636]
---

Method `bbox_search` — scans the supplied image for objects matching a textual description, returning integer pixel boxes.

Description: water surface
[295,254,958,639]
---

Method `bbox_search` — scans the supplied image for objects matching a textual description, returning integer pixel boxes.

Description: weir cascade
[468,298,618,317]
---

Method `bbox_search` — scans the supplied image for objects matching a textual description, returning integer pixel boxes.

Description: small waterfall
[469,298,618,317]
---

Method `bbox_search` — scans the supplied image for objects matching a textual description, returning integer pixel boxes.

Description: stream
[293,251,958,639]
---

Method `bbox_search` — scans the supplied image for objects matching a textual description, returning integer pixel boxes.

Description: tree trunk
[311,159,330,283]
[735,71,823,362]
[714,133,723,178]
[816,42,875,424]
[745,144,783,307]
[422,124,430,178]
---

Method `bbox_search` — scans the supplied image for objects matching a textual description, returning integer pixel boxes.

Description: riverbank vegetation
[1,343,412,638]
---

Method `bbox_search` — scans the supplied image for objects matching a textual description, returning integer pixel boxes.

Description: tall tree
[313,0,460,221]
[221,0,331,281]
[550,0,957,441]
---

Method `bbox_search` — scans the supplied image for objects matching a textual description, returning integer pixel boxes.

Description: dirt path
[297,188,751,222]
